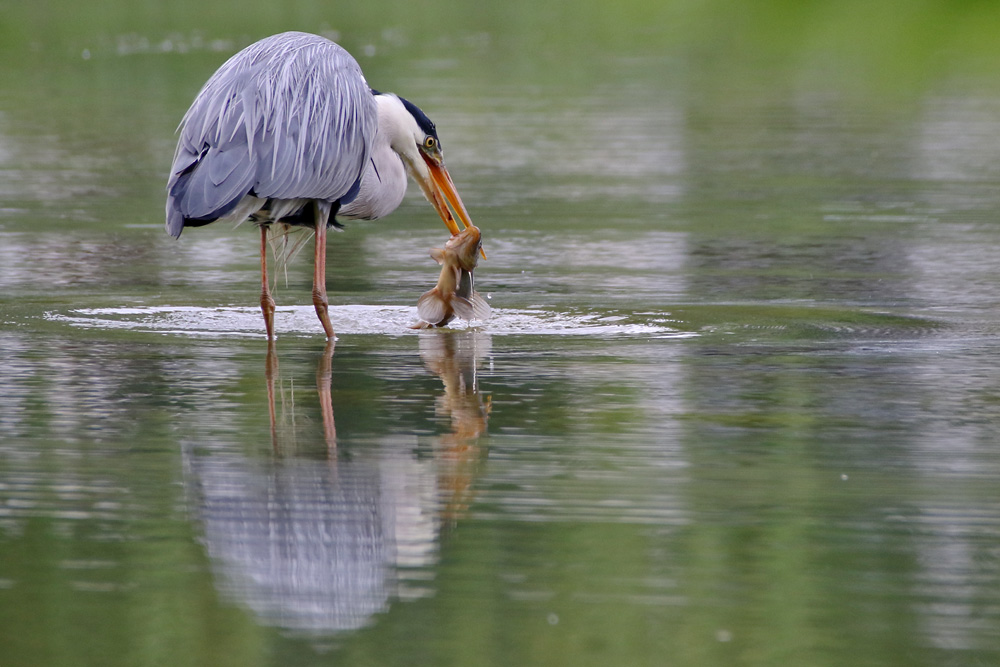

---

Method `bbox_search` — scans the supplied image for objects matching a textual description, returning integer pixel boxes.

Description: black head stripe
[397,95,438,140]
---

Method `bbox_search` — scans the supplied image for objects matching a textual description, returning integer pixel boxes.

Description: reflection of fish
[418,331,491,522]
[413,225,491,328]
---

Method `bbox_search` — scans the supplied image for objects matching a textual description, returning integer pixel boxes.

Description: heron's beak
[419,153,486,258]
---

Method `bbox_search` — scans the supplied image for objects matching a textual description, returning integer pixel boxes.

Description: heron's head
[375,93,474,239]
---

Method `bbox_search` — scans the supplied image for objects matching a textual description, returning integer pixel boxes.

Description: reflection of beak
[419,153,486,259]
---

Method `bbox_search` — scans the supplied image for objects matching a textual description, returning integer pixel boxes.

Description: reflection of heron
[182,339,492,634]
[264,340,337,453]
[186,342,435,635]
[166,31,476,339]
[183,435,444,634]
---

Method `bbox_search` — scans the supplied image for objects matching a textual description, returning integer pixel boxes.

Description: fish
[413,225,491,328]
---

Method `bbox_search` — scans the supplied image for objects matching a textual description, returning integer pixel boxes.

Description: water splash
[44,305,687,338]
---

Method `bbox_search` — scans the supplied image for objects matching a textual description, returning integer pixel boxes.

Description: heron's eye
[423,136,437,150]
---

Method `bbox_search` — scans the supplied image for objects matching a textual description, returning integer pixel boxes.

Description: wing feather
[166,32,378,235]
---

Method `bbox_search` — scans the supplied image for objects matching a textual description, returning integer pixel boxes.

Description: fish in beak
[418,152,486,259]
[412,224,491,329]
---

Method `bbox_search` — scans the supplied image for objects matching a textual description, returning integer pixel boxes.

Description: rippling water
[3,4,1000,666]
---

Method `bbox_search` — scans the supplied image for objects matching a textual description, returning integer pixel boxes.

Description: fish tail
[451,295,474,322]
[470,291,492,321]
[416,287,451,326]
[453,291,492,323]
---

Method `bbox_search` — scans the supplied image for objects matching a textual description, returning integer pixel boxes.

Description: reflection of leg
[259,225,276,339]
[317,339,337,453]
[265,339,279,453]
[312,205,335,339]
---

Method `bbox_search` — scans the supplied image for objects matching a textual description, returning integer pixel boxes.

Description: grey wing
[166,32,378,237]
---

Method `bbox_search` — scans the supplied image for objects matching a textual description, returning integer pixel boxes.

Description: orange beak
[419,153,486,259]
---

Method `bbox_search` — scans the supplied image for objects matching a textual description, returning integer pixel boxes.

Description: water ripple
[44,305,687,338]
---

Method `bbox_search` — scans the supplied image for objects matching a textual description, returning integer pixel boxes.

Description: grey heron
[166,31,476,339]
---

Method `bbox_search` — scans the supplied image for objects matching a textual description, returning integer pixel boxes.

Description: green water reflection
[3,1,1000,666]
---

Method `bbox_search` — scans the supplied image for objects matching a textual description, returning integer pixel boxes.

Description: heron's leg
[259,225,276,339]
[312,203,335,339]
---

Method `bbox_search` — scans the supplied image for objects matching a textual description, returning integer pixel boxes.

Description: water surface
[3,2,1000,666]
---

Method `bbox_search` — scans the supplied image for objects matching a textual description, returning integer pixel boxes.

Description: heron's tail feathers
[166,205,186,239]
[262,223,315,290]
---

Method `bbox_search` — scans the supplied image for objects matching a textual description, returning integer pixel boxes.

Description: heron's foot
[312,288,335,339]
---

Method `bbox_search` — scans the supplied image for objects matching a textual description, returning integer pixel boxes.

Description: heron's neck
[338,94,415,221]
